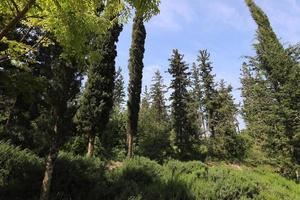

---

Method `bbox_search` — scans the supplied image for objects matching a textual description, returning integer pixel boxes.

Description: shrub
[0,142,43,200]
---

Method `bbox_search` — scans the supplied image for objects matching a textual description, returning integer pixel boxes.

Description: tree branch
[0,0,36,41]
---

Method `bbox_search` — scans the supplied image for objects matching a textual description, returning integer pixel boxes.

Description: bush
[0,142,43,200]
[0,143,107,200]
[51,152,107,200]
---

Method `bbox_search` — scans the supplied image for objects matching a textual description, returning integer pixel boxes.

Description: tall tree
[150,70,167,121]
[126,0,160,157]
[168,49,194,159]
[78,22,123,157]
[190,62,204,136]
[245,0,300,172]
[198,50,217,137]
[39,44,82,200]
[210,80,241,159]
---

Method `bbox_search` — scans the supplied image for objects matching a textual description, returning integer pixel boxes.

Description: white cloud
[148,0,196,31]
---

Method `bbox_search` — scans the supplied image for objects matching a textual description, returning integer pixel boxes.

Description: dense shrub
[51,152,107,200]
[0,143,107,200]
[106,157,300,200]
[1,143,300,200]
[0,142,43,200]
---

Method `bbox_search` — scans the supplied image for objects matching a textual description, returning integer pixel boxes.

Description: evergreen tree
[198,50,217,137]
[113,67,125,109]
[245,0,300,172]
[189,62,204,136]
[78,23,123,157]
[168,49,194,159]
[150,70,167,121]
[39,45,82,200]
[126,14,146,157]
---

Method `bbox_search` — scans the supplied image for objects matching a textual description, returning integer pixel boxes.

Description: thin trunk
[0,0,36,41]
[87,134,95,157]
[127,128,133,157]
[40,138,59,200]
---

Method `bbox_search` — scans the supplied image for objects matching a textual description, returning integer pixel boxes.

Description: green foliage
[51,152,107,200]
[168,49,195,159]
[107,157,300,200]
[244,0,300,174]
[78,22,123,156]
[0,142,43,199]
[126,0,160,21]
[0,142,107,200]
[126,14,146,156]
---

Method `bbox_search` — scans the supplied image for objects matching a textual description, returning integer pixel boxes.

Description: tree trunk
[40,139,59,200]
[0,0,36,41]
[87,134,95,157]
[127,130,133,157]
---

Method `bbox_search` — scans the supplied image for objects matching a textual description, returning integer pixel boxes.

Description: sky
[115,0,300,127]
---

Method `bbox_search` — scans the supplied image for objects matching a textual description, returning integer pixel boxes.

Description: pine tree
[150,70,167,121]
[245,0,300,171]
[126,14,146,157]
[113,67,125,109]
[211,80,243,160]
[198,50,217,137]
[168,49,194,159]
[190,62,204,136]
[78,23,123,157]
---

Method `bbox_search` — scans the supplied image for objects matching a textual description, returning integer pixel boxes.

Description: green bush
[0,142,43,200]
[1,143,300,200]
[0,143,107,200]
[51,152,107,200]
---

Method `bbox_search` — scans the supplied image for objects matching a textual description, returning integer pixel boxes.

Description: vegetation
[0,0,299,199]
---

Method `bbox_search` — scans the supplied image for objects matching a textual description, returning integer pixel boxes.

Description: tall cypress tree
[245,0,300,170]
[198,50,217,137]
[79,23,123,157]
[168,49,193,159]
[126,14,146,157]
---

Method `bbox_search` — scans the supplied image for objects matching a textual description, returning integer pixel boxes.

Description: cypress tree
[79,23,123,157]
[245,0,300,171]
[198,50,217,137]
[168,49,193,159]
[126,14,146,157]
[150,70,167,121]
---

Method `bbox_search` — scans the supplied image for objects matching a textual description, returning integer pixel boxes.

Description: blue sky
[116,0,300,127]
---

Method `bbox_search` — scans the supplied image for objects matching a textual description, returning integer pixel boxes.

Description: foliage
[126,14,146,157]
[168,49,195,159]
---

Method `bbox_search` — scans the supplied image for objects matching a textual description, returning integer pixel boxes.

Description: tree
[245,0,300,173]
[189,62,205,136]
[209,80,242,160]
[78,22,123,157]
[113,67,126,109]
[138,85,170,162]
[168,49,194,159]
[0,0,124,60]
[198,50,217,137]
[150,70,167,121]
[126,0,160,157]
[38,44,82,200]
